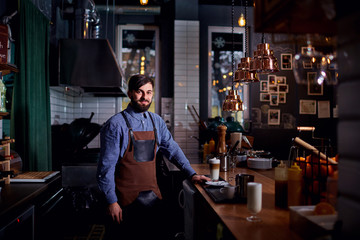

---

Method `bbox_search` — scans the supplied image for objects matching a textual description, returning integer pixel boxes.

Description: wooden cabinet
[254,0,337,35]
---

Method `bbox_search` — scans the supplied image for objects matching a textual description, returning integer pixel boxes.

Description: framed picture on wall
[260,93,270,102]
[279,92,286,103]
[301,46,315,54]
[260,80,268,92]
[276,76,286,84]
[270,93,279,106]
[268,75,276,85]
[307,72,323,95]
[268,109,280,125]
[303,62,313,69]
[268,85,278,93]
[278,84,288,93]
[299,99,316,114]
[281,53,292,70]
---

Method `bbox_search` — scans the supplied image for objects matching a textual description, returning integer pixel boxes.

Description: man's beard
[130,97,152,112]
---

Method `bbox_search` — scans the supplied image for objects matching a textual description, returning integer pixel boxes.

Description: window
[208,26,249,124]
[116,25,159,113]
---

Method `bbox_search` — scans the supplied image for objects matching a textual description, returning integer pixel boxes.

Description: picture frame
[281,53,292,70]
[260,80,268,92]
[260,93,270,102]
[270,93,279,106]
[268,109,280,125]
[276,76,286,84]
[268,85,278,93]
[299,99,316,115]
[268,75,276,85]
[302,62,313,69]
[301,46,315,55]
[307,72,323,95]
[279,92,286,103]
[278,84,288,93]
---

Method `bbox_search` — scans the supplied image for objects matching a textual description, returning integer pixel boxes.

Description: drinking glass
[246,182,262,222]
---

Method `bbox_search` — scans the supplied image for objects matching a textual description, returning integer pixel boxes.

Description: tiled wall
[174,20,200,163]
[50,88,121,148]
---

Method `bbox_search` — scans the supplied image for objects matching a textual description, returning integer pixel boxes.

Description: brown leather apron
[115,111,162,207]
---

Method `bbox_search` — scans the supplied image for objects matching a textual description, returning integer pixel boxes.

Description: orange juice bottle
[209,138,215,154]
[203,142,209,163]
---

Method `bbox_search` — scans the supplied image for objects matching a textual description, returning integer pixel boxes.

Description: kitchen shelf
[0,112,9,119]
[0,63,18,75]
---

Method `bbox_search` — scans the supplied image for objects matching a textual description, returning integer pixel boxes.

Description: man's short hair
[128,74,154,92]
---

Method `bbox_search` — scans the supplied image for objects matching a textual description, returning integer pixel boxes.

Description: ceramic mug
[220,185,236,200]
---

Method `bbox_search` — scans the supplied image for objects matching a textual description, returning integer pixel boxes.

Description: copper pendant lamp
[222,90,243,111]
[251,35,279,73]
[233,0,259,83]
[222,0,243,112]
[235,57,259,83]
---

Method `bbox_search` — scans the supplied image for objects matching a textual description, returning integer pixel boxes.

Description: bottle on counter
[217,124,228,172]
[275,160,288,208]
[203,142,209,163]
[209,138,216,154]
[216,124,227,155]
[287,163,303,207]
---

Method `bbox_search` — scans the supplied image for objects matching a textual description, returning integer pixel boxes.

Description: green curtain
[11,0,52,171]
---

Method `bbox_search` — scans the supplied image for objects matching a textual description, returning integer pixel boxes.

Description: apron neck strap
[147,112,159,146]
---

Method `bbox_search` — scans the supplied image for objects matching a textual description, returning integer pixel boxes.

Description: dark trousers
[104,197,170,240]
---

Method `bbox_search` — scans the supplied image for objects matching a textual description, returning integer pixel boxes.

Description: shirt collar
[125,104,147,120]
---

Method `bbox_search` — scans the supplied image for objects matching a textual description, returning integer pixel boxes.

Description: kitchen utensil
[220,185,236,199]
[219,154,229,172]
[236,173,254,201]
[228,140,240,155]
[191,105,207,130]
[293,137,337,164]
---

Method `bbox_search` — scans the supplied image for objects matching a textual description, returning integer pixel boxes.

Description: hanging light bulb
[140,0,148,6]
[238,13,246,27]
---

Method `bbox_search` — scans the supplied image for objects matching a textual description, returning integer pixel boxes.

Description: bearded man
[97,74,210,240]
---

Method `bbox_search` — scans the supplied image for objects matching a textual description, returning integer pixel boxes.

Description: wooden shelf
[0,63,18,76]
[0,112,9,119]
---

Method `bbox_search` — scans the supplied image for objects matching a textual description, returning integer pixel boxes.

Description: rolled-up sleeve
[97,120,121,204]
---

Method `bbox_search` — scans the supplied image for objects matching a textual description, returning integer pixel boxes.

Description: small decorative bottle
[275,161,288,208]
[287,163,303,207]
[0,73,6,112]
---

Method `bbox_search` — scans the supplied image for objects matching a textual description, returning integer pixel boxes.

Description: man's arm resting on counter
[191,173,211,183]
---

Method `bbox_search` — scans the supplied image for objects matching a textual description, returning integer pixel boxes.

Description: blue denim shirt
[97,104,196,204]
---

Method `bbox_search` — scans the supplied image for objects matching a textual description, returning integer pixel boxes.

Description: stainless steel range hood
[59,38,128,96]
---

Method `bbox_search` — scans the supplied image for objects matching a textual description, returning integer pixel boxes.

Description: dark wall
[249,34,338,160]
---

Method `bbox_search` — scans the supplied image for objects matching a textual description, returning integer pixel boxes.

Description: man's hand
[191,174,211,183]
[108,202,123,224]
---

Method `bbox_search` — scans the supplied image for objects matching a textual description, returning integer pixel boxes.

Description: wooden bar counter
[190,164,302,240]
